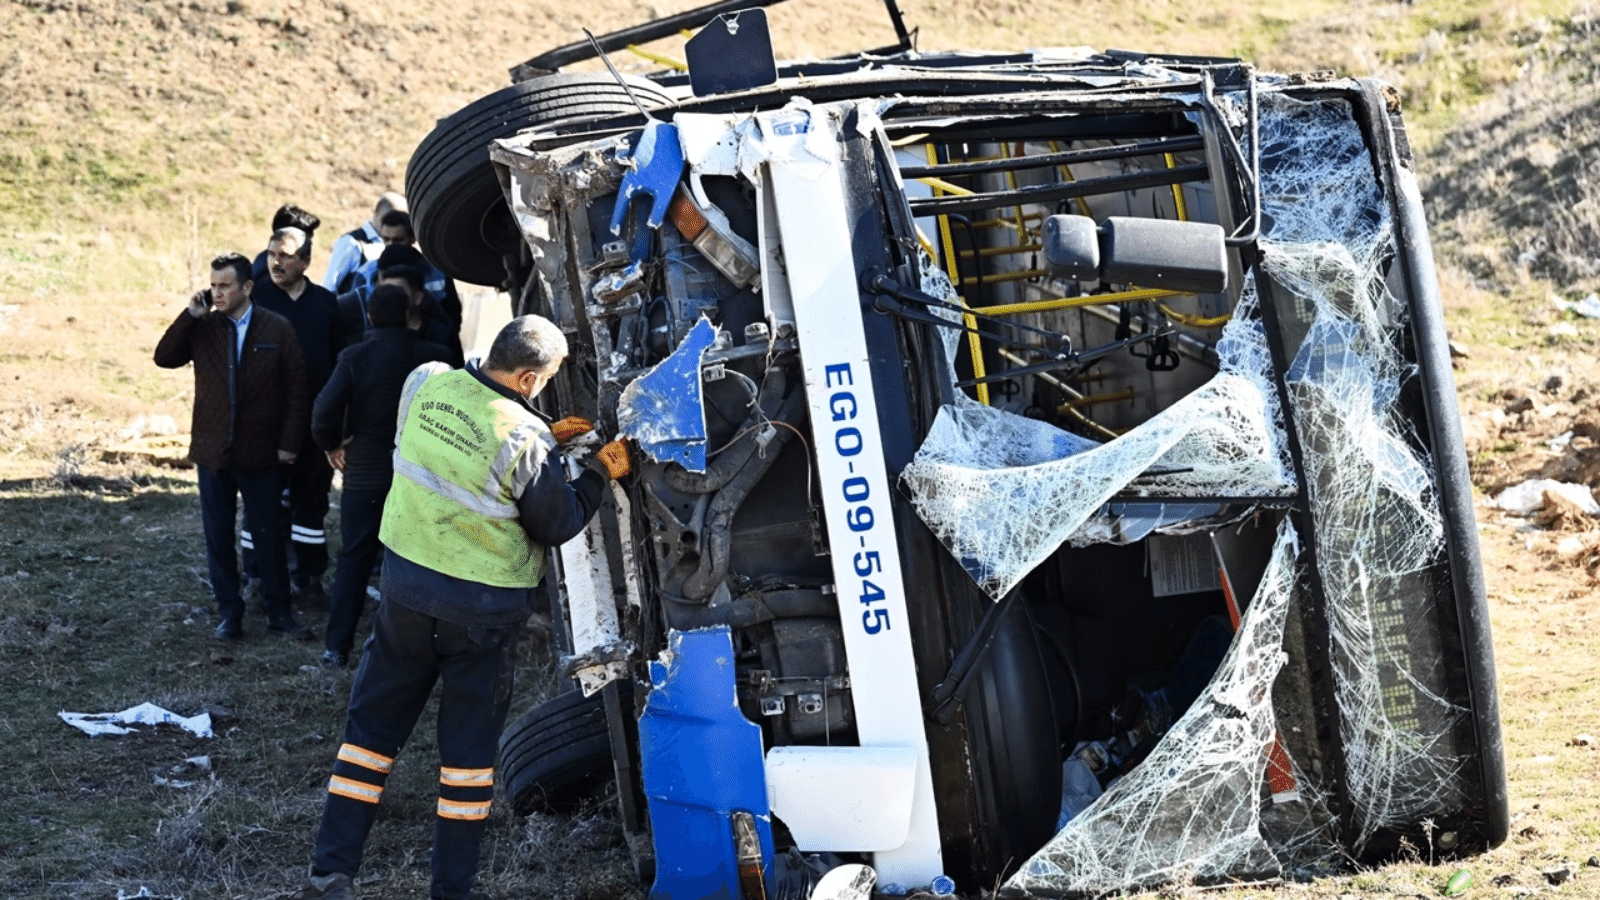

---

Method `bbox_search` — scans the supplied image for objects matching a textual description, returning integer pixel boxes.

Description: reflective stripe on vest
[380,364,550,587]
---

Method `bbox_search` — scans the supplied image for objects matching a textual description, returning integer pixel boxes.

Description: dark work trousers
[197,464,291,625]
[311,598,520,900]
[324,485,388,658]
[241,447,333,589]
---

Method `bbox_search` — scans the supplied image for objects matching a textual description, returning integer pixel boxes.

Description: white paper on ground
[1493,478,1600,516]
[59,702,214,738]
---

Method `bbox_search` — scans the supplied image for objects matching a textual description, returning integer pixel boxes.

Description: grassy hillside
[3,0,1595,448]
[0,0,1586,291]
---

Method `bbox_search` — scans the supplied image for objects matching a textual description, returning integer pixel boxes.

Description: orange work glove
[550,416,595,444]
[596,439,632,480]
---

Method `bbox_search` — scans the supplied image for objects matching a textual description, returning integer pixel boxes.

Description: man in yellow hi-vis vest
[294,315,631,900]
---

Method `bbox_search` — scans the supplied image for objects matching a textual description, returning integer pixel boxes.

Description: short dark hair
[366,284,410,328]
[376,243,424,271]
[271,204,320,235]
[271,226,313,261]
[377,264,424,295]
[378,209,414,233]
[486,315,567,375]
[211,252,252,286]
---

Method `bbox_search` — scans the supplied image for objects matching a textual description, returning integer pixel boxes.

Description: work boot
[294,578,331,609]
[292,872,356,900]
[267,615,316,641]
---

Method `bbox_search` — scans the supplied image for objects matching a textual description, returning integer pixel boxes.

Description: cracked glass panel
[976,86,1463,893]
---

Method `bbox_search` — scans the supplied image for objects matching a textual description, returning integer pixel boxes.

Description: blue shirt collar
[232,303,253,356]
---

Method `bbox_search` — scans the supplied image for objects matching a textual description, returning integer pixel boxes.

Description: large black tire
[405,73,672,287]
[499,688,614,815]
[961,596,1064,879]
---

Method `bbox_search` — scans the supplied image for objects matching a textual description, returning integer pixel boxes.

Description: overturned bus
[404,4,1507,896]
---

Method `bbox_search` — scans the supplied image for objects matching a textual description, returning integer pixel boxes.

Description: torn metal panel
[557,481,627,697]
[640,626,775,900]
[609,120,686,259]
[617,316,717,473]
[495,136,631,331]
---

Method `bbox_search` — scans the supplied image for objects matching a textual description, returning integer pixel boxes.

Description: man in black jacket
[251,225,346,606]
[335,243,461,355]
[377,263,463,367]
[154,253,309,639]
[311,285,453,668]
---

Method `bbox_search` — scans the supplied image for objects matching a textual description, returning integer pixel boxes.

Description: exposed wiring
[704,416,814,512]
[770,418,814,509]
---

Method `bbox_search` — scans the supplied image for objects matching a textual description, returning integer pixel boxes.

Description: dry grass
[1423,21,1600,301]
[0,452,636,899]
[6,0,1600,896]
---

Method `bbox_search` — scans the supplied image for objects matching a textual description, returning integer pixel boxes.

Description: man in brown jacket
[155,252,313,640]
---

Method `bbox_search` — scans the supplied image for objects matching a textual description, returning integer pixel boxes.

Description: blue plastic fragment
[610,120,686,239]
[640,626,775,900]
[617,317,716,473]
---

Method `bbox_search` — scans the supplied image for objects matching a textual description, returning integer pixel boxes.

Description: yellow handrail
[1164,152,1188,221]
[625,45,688,71]
[977,287,1186,318]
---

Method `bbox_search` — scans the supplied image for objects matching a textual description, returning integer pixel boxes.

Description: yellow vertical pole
[925,142,990,405]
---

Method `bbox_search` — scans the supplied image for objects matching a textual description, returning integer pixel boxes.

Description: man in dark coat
[335,246,460,364]
[250,225,346,603]
[154,253,310,639]
[311,285,453,668]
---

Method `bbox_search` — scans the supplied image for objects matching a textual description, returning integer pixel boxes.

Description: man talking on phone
[155,252,309,639]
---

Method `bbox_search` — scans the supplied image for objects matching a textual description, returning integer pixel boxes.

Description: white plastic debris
[59,702,214,738]
[154,755,212,789]
[1556,534,1594,558]
[116,888,180,900]
[117,414,179,441]
[810,863,877,900]
[1493,479,1600,516]
[1552,293,1600,319]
